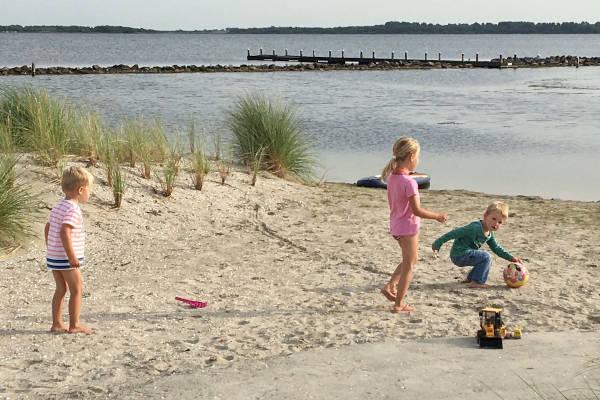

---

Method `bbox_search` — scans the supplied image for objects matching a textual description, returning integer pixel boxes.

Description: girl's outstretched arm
[408,195,447,223]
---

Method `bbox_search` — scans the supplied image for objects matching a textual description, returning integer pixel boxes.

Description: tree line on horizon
[2,21,600,34]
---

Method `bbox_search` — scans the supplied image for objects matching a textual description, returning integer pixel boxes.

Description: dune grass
[159,135,183,197]
[189,133,211,190]
[0,86,112,169]
[1,87,73,167]
[250,146,267,186]
[227,94,315,180]
[0,153,35,250]
[111,164,126,208]
[217,158,231,185]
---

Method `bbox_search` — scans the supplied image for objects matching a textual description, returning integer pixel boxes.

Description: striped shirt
[46,199,85,270]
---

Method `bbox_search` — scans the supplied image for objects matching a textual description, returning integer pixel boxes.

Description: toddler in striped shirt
[45,166,94,334]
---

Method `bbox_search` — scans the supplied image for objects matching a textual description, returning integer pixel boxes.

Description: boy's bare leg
[60,269,93,334]
[50,270,69,332]
[392,234,418,313]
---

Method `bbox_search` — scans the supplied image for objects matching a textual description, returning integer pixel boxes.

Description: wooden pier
[248,49,503,68]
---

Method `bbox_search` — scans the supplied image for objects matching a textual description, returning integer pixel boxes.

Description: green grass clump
[0,86,109,168]
[120,117,168,178]
[2,87,73,167]
[0,154,35,250]
[227,94,315,180]
[189,134,211,191]
[72,111,104,163]
[111,164,126,208]
[217,158,231,185]
[159,136,183,197]
[249,146,266,186]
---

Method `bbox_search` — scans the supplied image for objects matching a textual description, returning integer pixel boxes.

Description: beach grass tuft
[0,153,35,249]
[218,158,231,185]
[159,135,183,197]
[111,164,126,208]
[190,135,211,190]
[227,94,315,180]
[249,146,267,186]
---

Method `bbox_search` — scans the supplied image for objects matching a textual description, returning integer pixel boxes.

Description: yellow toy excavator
[477,307,506,349]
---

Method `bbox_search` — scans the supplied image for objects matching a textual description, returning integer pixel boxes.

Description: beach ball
[503,263,529,288]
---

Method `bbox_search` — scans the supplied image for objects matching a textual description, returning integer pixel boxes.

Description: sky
[1,0,599,30]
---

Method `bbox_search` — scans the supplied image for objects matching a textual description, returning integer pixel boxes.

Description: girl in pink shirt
[380,137,448,313]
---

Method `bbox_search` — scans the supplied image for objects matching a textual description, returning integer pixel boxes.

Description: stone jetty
[1,56,598,76]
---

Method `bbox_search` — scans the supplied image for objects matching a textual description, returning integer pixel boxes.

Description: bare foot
[50,324,68,333]
[68,325,93,334]
[469,282,491,289]
[461,278,472,283]
[392,304,415,313]
[380,287,397,302]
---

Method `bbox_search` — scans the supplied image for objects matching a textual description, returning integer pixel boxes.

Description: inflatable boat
[356,172,431,190]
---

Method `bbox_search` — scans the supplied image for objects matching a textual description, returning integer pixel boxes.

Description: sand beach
[1,156,599,399]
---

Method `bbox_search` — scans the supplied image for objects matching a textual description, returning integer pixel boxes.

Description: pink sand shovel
[175,296,207,308]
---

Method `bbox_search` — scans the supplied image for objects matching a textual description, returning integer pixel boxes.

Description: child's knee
[482,252,492,264]
[55,286,68,296]
[68,284,82,296]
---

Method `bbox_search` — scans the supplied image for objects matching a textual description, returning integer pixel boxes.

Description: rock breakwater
[1,55,598,76]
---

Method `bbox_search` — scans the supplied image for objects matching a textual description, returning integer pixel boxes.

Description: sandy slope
[1,156,598,398]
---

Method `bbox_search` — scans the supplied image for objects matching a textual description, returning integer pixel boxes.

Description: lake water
[1,33,599,201]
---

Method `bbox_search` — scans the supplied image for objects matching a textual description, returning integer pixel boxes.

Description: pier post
[31,62,35,77]
[438,53,441,62]
[391,52,394,60]
[247,49,250,57]
[341,50,344,59]
[476,53,479,62]
[405,52,408,61]
[461,53,464,62]
[273,49,275,56]
[360,51,363,59]
[285,48,288,56]
[329,50,332,58]
[300,50,303,59]
[260,48,263,55]
[372,51,375,59]
[424,53,427,61]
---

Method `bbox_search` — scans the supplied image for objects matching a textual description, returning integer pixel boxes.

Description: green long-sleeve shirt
[432,220,514,261]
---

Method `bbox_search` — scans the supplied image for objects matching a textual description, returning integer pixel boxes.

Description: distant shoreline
[2,21,600,34]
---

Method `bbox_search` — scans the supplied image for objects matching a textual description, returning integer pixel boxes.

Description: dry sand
[1,156,599,399]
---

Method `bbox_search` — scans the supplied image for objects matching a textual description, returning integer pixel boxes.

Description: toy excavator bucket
[477,333,503,349]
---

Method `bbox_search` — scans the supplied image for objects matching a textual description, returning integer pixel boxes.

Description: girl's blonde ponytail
[381,136,420,182]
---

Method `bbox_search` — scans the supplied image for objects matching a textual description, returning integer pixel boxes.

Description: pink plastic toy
[175,296,207,308]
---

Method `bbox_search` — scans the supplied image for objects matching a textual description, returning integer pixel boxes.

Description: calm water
[1,33,599,200]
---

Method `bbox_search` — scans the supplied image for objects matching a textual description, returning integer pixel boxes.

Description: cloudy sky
[1,0,598,30]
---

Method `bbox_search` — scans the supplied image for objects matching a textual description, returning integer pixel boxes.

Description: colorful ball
[503,263,529,288]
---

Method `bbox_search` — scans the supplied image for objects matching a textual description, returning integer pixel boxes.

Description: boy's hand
[435,213,448,223]
[69,258,81,268]
[511,257,523,265]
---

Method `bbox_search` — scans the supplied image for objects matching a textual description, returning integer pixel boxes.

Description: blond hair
[381,136,420,181]
[61,166,94,193]
[485,201,509,219]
